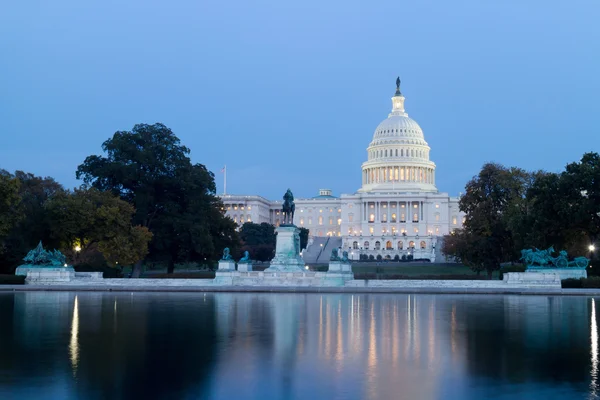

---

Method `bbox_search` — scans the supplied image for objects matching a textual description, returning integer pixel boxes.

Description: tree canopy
[76,123,238,276]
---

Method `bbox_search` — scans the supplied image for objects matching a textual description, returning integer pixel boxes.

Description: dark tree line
[443,153,600,278]
[0,123,239,276]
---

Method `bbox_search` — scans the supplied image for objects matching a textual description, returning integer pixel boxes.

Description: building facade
[220,81,464,261]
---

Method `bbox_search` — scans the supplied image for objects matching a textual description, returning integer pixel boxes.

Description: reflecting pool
[0,292,598,399]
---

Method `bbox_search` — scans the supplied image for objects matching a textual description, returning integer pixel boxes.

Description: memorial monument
[15,241,75,282]
[237,250,253,272]
[266,189,305,272]
[520,246,589,279]
[218,247,236,271]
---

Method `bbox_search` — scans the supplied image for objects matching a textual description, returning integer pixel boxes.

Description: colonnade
[362,166,435,185]
[361,200,424,223]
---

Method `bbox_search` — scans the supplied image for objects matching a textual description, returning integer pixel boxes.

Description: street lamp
[75,246,81,252]
[590,245,596,252]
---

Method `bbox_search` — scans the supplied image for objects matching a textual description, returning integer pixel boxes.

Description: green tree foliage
[76,123,238,276]
[0,171,64,273]
[239,222,276,262]
[452,163,531,278]
[299,227,309,251]
[46,188,152,268]
[0,172,21,253]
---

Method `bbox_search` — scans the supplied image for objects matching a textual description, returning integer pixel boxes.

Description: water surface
[0,292,598,399]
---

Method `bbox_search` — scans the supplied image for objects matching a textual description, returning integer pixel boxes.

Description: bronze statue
[395,77,401,95]
[222,247,233,260]
[330,248,341,261]
[282,189,295,225]
[341,251,349,263]
[239,250,251,263]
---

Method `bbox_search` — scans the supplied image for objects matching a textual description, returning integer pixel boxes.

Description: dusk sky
[1,0,598,200]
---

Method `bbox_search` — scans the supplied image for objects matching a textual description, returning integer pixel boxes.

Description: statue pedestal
[328,261,352,274]
[218,260,236,271]
[266,226,305,272]
[237,262,253,272]
[21,267,76,283]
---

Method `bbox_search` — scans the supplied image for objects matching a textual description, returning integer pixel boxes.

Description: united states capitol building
[220,80,465,263]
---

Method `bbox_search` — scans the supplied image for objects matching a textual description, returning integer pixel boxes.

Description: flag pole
[224,165,227,195]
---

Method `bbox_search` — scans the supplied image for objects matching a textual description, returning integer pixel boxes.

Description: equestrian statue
[282,189,295,225]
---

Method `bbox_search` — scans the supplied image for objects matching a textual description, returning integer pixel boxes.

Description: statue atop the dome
[395,76,401,95]
[282,189,295,225]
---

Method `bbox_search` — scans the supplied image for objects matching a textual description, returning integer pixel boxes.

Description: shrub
[582,277,600,288]
[0,275,25,285]
[562,278,583,288]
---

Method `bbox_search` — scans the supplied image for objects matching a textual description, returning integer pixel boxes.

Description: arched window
[364,241,370,249]
[247,214,252,222]
[318,216,323,225]
[382,213,387,222]
[409,241,415,248]
[420,241,426,249]
[353,241,358,249]
[386,241,392,249]
[369,214,375,222]
[398,241,403,250]
[391,213,397,222]
[375,241,381,250]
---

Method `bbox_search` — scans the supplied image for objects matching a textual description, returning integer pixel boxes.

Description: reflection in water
[1,292,599,400]
[69,296,79,377]
[591,299,598,398]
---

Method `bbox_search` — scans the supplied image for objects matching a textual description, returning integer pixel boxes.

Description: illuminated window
[247,206,251,210]
[413,204,418,209]
[240,206,245,210]
[435,213,440,221]
[337,218,342,225]
[397,241,403,250]
[320,209,323,213]
[348,214,353,222]
[382,214,387,222]
[413,227,419,233]
[462,217,466,224]
[329,208,333,212]
[370,204,374,209]
[234,205,238,210]
[413,213,418,222]
[369,227,374,234]
[401,204,405,208]
[308,217,312,225]
[386,241,392,249]
[452,216,457,225]
[409,241,415,248]
[247,215,251,222]
[435,226,440,234]
[300,218,304,225]
[435,204,440,209]
[318,216,323,225]
[338,208,341,213]
[420,241,426,249]
[369,214,375,222]
[401,213,405,222]
[329,217,333,225]
[391,213,397,222]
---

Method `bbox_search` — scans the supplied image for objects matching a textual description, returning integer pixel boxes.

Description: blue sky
[1,0,598,200]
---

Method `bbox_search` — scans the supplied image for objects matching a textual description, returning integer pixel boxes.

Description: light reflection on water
[0,292,598,400]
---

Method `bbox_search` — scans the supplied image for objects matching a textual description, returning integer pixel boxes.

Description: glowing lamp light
[305,266,309,270]
[75,246,81,252]
[63,263,68,267]
[591,245,596,252]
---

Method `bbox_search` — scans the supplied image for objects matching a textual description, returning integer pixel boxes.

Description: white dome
[359,80,437,193]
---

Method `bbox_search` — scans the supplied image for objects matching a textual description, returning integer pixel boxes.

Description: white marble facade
[220,81,465,261]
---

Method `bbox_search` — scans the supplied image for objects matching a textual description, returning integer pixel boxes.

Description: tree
[0,172,21,257]
[299,227,309,250]
[0,171,64,273]
[46,188,152,268]
[239,222,276,262]
[76,123,238,276]
[455,163,531,278]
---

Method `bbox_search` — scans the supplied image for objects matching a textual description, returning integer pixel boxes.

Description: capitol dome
[360,79,437,193]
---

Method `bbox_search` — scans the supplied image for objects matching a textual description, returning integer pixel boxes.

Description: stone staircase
[301,237,328,264]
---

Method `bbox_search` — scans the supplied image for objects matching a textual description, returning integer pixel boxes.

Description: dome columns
[362,166,435,185]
